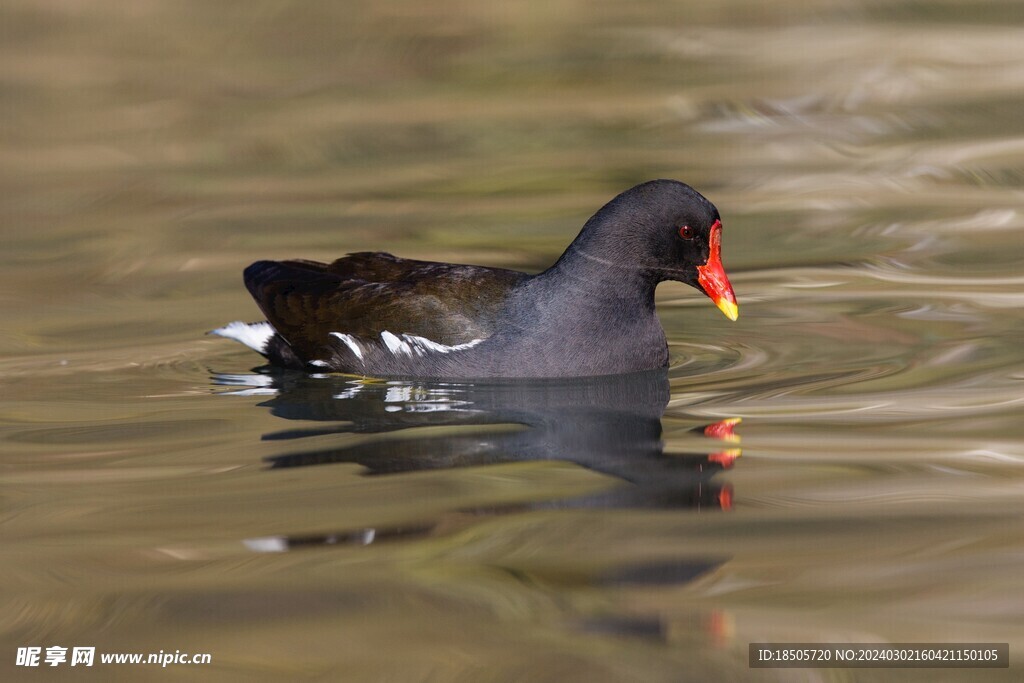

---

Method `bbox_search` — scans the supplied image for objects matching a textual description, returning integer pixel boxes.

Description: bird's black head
[575,179,738,320]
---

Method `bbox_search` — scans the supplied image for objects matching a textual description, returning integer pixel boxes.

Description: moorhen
[213,179,738,378]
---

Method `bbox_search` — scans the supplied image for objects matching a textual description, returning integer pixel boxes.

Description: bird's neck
[538,233,658,313]
[485,235,668,376]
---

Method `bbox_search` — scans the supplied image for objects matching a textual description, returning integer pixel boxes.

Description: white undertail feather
[210,321,276,353]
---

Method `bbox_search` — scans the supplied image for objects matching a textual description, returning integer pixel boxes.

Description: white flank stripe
[380,330,407,355]
[402,333,484,354]
[379,330,484,357]
[329,333,365,360]
[210,321,276,353]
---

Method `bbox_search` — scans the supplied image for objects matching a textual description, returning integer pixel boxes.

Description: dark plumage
[213,179,738,378]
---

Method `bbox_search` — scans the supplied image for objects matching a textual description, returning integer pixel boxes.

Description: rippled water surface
[3,1,1023,681]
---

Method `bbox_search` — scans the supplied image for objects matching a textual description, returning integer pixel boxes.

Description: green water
[2,1,1023,681]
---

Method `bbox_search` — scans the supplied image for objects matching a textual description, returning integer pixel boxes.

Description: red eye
[678,225,695,240]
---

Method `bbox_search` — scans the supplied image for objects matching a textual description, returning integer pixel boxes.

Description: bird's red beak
[696,220,738,321]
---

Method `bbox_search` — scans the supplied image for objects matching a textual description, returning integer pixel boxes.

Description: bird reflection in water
[216,368,741,554]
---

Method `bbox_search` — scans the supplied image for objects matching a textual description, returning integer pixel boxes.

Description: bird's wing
[244,252,526,361]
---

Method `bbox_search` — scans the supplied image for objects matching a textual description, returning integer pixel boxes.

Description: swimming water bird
[213,179,738,378]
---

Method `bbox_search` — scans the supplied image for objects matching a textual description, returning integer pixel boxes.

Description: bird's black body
[214,179,737,379]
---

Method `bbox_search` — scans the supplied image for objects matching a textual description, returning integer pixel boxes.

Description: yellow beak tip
[717,300,739,321]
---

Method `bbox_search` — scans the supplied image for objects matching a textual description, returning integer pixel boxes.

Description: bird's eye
[678,225,695,240]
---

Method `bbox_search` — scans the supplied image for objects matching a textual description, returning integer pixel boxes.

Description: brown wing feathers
[244,253,526,361]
